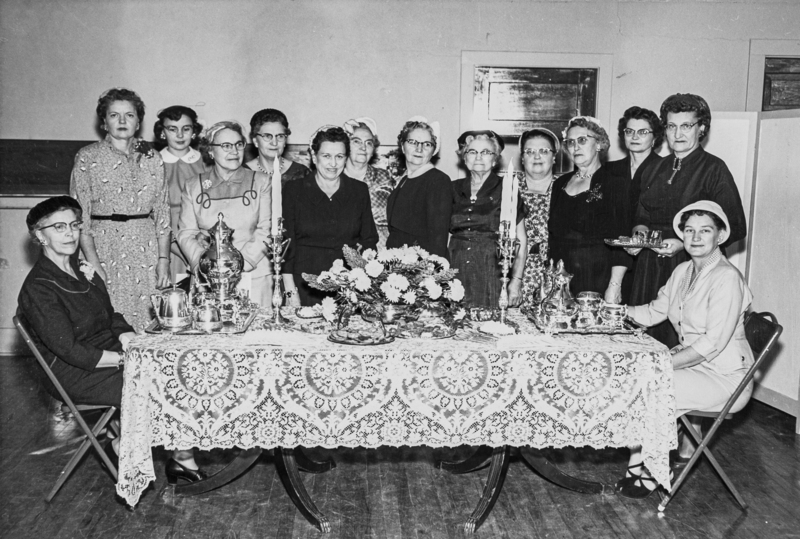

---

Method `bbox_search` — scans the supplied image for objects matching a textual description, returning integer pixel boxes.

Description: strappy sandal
[615,463,659,499]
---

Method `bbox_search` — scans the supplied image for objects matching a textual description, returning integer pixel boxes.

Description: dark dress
[606,151,663,303]
[283,174,378,305]
[548,165,631,296]
[630,145,747,347]
[17,255,133,407]
[386,168,452,258]
[449,173,526,308]
[245,159,311,185]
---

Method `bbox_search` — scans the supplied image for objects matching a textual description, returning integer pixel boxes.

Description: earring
[160,134,166,140]
[191,134,196,140]
[39,239,47,246]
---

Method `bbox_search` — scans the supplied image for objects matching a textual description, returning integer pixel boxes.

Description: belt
[91,213,151,222]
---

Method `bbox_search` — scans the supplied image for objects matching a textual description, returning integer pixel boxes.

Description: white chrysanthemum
[321,297,338,322]
[428,254,450,271]
[362,248,377,261]
[386,273,409,291]
[412,245,430,259]
[402,290,417,304]
[377,249,396,263]
[318,270,334,282]
[331,259,345,273]
[365,259,384,278]
[348,267,371,291]
[448,279,465,301]
[380,282,402,303]
[423,278,442,300]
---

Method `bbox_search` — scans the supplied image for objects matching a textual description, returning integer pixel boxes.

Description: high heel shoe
[165,458,208,485]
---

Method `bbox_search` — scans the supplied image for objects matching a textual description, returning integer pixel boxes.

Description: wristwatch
[283,288,298,298]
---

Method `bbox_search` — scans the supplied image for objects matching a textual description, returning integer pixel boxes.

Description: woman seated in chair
[17,196,206,484]
[616,200,754,498]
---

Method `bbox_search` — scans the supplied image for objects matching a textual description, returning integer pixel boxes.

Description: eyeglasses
[210,141,246,152]
[522,148,554,157]
[464,149,496,159]
[350,137,375,149]
[39,220,84,233]
[164,125,194,135]
[255,133,287,143]
[665,122,699,134]
[623,128,653,137]
[563,135,596,149]
[405,139,435,151]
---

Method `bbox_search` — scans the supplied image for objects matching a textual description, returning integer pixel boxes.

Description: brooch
[79,260,96,283]
[585,184,603,203]
[202,179,213,189]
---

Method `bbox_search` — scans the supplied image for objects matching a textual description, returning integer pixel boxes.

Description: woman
[177,121,272,306]
[517,128,559,306]
[629,94,747,348]
[282,126,378,306]
[70,88,171,331]
[548,117,631,301]
[342,117,395,250]
[244,108,311,184]
[154,105,205,282]
[385,117,452,258]
[18,196,205,484]
[607,106,664,303]
[616,201,753,498]
[449,131,526,308]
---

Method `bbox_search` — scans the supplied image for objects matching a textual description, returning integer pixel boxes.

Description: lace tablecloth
[117,311,676,506]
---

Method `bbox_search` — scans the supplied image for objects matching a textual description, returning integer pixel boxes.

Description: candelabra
[496,220,520,326]
[264,217,293,326]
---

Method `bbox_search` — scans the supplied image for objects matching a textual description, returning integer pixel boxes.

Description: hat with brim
[673,200,730,240]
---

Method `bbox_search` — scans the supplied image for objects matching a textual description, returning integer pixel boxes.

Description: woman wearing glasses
[628,94,747,347]
[449,131,527,308]
[386,117,452,258]
[18,196,207,484]
[517,128,559,306]
[342,117,395,250]
[177,121,273,306]
[606,106,664,302]
[70,88,171,331]
[548,116,631,301]
[244,108,310,184]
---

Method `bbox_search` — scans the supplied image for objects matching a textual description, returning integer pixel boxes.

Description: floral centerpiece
[302,245,466,330]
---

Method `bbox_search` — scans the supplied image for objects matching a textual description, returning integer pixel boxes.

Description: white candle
[508,161,517,239]
[271,156,282,235]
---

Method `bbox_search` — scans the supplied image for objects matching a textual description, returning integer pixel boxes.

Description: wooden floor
[2,356,799,539]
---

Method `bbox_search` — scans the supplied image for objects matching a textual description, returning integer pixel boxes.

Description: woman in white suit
[617,200,754,498]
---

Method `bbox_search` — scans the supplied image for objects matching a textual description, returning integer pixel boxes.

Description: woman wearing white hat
[343,117,395,250]
[616,200,754,499]
[385,117,452,258]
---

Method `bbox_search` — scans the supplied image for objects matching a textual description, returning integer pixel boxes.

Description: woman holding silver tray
[616,200,753,498]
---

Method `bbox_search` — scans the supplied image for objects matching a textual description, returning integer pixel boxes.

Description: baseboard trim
[753,383,799,419]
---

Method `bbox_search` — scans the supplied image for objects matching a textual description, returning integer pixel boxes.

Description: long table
[118,311,676,532]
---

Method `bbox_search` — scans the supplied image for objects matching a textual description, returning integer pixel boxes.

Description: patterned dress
[351,166,395,251]
[518,175,553,306]
[70,136,170,331]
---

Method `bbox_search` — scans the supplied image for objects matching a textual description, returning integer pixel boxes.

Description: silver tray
[328,330,395,346]
[145,311,257,335]
[604,238,666,249]
[528,311,644,336]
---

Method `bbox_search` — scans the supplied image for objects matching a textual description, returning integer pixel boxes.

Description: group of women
[17,87,754,498]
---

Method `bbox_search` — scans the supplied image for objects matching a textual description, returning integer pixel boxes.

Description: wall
[2,0,800,179]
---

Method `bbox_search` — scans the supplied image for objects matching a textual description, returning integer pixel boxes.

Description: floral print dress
[70,136,170,331]
[518,175,552,306]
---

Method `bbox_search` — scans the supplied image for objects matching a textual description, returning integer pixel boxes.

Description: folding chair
[658,311,783,511]
[13,314,119,502]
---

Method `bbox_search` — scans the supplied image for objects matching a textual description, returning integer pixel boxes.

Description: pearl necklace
[256,157,285,177]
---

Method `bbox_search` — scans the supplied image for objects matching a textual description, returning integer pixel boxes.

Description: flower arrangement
[79,260,96,283]
[303,245,466,326]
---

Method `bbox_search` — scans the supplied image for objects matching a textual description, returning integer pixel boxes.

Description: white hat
[343,117,378,139]
[673,200,731,239]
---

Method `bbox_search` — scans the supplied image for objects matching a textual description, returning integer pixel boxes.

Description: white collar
[160,147,202,164]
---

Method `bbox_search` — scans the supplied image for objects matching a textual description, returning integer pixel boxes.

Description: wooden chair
[13,314,119,502]
[658,311,783,512]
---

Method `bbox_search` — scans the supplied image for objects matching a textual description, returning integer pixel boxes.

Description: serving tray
[527,311,644,336]
[145,311,257,335]
[604,238,666,249]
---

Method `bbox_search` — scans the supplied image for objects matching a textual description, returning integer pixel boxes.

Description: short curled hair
[198,121,247,166]
[678,209,727,232]
[617,106,664,149]
[26,196,83,240]
[565,117,610,152]
[397,120,437,152]
[459,133,503,162]
[249,108,291,140]
[660,93,712,140]
[96,88,145,123]
[310,126,350,157]
[519,128,560,154]
[154,106,203,143]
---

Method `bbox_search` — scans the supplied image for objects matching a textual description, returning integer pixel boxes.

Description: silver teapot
[150,286,192,329]
[197,213,244,303]
[542,260,578,329]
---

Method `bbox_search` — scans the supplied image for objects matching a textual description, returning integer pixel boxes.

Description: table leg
[464,446,511,534]
[294,447,336,474]
[519,447,605,494]
[274,447,331,533]
[436,445,493,474]
[174,447,263,496]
